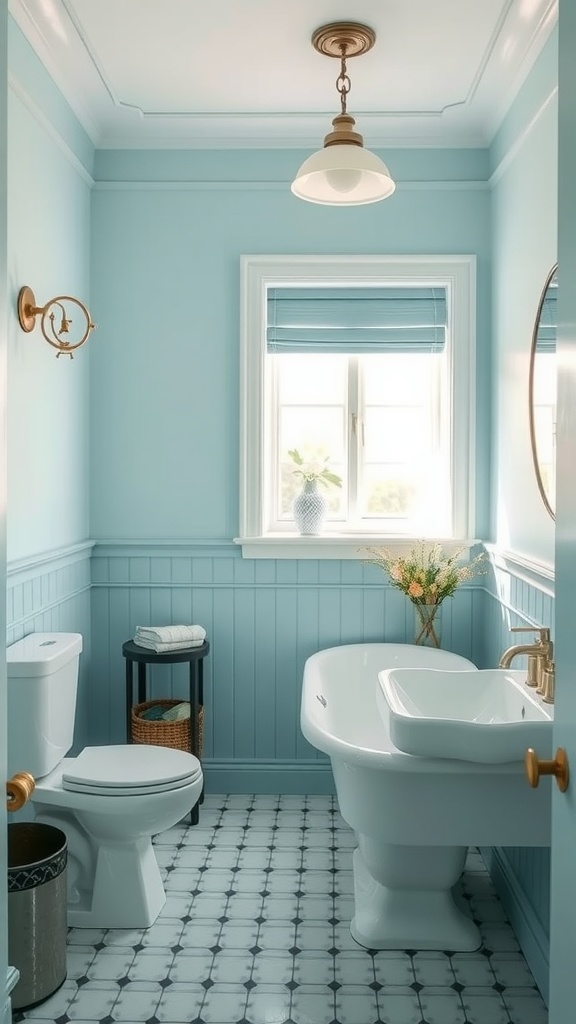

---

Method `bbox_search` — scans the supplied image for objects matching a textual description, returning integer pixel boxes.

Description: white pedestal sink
[302,644,552,952]
[378,667,553,763]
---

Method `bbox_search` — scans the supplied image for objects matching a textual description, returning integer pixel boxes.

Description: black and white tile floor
[15,794,548,1024]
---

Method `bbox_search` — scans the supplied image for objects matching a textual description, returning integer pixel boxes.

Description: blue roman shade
[536,289,556,353]
[266,287,447,354]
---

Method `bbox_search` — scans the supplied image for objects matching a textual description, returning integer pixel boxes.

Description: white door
[547,1,576,1019]
[0,2,9,1021]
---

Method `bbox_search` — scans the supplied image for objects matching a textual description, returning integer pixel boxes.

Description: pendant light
[291,22,395,207]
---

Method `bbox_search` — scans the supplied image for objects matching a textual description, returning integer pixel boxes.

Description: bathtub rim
[301,642,527,777]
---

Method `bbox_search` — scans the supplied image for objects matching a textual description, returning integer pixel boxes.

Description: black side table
[122,639,210,825]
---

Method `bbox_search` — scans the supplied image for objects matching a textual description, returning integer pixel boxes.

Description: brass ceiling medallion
[311,23,376,59]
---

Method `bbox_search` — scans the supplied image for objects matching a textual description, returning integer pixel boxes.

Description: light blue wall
[5,20,94,744]
[89,150,491,541]
[490,28,557,565]
[7,19,94,563]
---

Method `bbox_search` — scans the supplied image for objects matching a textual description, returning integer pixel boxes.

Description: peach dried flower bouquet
[364,541,486,646]
[364,541,486,603]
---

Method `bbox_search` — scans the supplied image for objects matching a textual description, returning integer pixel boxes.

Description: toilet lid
[62,745,202,796]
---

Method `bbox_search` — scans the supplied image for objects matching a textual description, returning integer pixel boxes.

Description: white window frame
[236,255,476,559]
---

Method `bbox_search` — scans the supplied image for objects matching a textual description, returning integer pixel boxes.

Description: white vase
[293,479,327,536]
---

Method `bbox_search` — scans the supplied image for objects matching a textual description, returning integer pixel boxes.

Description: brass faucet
[499,627,553,692]
[539,659,555,704]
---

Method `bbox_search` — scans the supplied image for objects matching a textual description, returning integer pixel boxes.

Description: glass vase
[413,600,442,648]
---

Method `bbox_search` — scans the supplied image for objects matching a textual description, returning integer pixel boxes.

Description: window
[238,256,476,558]
[532,277,557,507]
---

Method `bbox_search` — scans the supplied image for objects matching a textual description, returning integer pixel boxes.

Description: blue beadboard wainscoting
[481,546,554,1004]
[89,542,487,793]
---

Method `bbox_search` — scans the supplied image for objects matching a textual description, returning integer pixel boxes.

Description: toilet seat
[62,744,202,797]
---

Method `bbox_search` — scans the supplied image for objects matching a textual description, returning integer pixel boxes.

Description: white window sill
[234,535,478,560]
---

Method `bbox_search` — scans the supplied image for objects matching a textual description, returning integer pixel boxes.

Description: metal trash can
[8,823,68,1011]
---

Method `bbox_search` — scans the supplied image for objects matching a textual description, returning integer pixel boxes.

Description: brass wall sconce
[17,286,96,358]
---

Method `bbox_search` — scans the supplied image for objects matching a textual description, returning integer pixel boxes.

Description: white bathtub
[301,643,551,951]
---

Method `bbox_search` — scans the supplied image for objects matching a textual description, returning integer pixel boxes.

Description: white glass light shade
[291,144,395,206]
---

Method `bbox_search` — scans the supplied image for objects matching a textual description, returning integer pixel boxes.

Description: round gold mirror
[529,264,557,520]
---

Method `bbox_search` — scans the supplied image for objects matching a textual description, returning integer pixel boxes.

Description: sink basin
[378,667,553,763]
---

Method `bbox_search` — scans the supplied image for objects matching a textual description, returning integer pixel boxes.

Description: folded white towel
[135,624,206,645]
[133,637,205,653]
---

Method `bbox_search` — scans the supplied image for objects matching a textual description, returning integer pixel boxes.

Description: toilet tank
[7,632,83,779]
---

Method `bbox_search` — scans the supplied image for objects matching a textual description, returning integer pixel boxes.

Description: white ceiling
[10,0,557,149]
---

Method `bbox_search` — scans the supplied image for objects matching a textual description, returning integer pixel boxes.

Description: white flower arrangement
[288,449,342,489]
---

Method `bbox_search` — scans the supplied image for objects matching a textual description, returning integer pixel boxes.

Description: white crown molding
[486,0,558,143]
[92,179,489,192]
[9,0,100,144]
[488,83,557,186]
[9,70,94,184]
[9,0,558,151]
[95,126,489,151]
[17,0,494,149]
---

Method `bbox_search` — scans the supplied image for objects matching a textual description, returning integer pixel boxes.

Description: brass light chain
[336,47,351,115]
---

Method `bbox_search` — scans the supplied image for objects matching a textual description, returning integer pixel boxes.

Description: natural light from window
[271,352,449,535]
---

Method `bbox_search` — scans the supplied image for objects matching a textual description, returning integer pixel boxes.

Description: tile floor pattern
[14,794,548,1024]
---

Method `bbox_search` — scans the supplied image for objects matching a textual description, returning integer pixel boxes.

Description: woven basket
[131,699,204,757]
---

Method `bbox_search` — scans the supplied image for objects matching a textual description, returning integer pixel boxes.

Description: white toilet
[7,632,203,929]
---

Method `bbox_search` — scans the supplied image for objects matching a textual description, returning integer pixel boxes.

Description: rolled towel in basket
[162,702,190,722]
[133,637,205,653]
[138,704,167,721]
[135,624,206,645]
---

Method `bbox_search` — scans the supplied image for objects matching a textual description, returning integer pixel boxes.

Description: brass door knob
[6,771,36,812]
[525,747,569,792]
